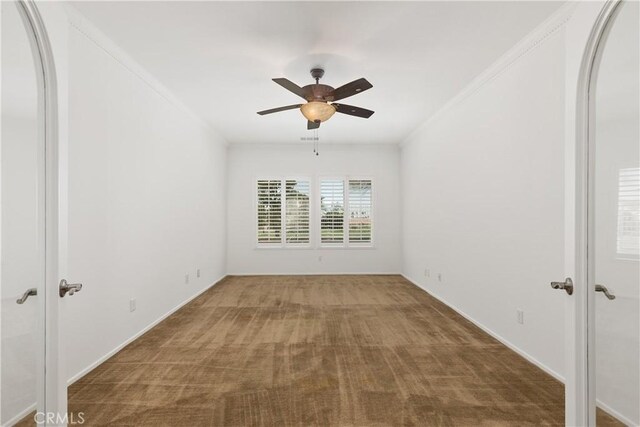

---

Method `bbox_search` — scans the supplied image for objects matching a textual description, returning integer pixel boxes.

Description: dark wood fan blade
[272,78,308,99]
[330,78,373,101]
[307,120,320,130]
[333,103,374,118]
[257,104,302,115]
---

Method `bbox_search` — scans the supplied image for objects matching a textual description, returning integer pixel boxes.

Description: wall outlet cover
[129,299,136,312]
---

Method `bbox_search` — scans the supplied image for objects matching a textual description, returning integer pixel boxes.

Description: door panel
[593,1,640,425]
[1,1,46,425]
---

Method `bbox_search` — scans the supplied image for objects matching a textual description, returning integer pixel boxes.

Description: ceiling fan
[257,68,374,130]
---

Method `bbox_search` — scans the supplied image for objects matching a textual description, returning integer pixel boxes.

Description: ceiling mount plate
[310,68,325,81]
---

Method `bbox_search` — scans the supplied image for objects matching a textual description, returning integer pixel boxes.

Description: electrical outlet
[185,274,189,284]
[196,268,201,278]
[437,273,442,282]
[517,310,524,324]
[129,299,136,312]
[424,269,430,278]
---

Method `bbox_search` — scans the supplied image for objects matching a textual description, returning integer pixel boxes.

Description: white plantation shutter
[257,180,282,244]
[617,167,640,258]
[320,180,345,244]
[285,180,310,244]
[348,179,372,244]
[257,177,374,247]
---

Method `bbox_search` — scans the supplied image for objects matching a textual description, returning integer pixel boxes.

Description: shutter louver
[320,180,345,244]
[286,180,310,244]
[257,180,282,244]
[617,167,640,257]
[348,179,372,243]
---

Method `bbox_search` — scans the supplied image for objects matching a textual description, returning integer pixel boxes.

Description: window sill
[255,245,314,250]
[254,245,376,250]
[614,255,639,262]
[318,246,376,250]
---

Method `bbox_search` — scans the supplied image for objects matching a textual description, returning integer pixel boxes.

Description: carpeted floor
[55,275,622,426]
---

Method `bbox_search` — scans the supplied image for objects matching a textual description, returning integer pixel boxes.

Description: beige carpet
[50,275,621,426]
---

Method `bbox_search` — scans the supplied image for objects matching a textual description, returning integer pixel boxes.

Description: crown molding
[400,1,576,149]
[63,4,229,147]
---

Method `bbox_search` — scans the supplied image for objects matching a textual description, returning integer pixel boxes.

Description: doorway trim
[15,0,64,423]
[573,0,623,425]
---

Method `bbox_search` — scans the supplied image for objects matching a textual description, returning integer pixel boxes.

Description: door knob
[16,288,37,304]
[59,279,83,297]
[550,277,573,295]
[595,284,616,300]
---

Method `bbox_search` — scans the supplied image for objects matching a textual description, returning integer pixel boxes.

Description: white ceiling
[70,1,564,145]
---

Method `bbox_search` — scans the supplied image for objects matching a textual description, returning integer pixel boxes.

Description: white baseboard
[67,275,228,386]
[401,274,565,383]
[5,403,36,427]
[227,272,402,276]
[595,399,637,427]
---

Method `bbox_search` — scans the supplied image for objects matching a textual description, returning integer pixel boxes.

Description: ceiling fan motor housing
[302,84,335,102]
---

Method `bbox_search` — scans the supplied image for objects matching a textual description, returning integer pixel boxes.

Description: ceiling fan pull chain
[312,128,317,154]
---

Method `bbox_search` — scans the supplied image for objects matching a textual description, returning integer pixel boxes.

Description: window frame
[318,176,347,248]
[615,167,640,261]
[317,175,375,249]
[254,175,375,249]
[255,176,313,249]
[347,177,375,248]
[255,177,283,246]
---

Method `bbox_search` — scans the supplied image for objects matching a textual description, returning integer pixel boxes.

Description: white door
[1,1,62,425]
[590,1,639,425]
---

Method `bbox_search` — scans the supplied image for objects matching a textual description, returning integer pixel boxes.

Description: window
[257,178,310,246]
[257,177,373,248]
[348,180,372,244]
[617,167,640,258]
[320,178,373,246]
[320,180,345,244]
[285,180,310,244]
[257,180,282,244]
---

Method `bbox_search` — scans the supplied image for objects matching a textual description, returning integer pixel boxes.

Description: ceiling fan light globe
[300,102,336,123]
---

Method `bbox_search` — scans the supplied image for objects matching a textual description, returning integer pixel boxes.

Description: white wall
[227,144,401,274]
[61,11,228,384]
[400,20,567,378]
